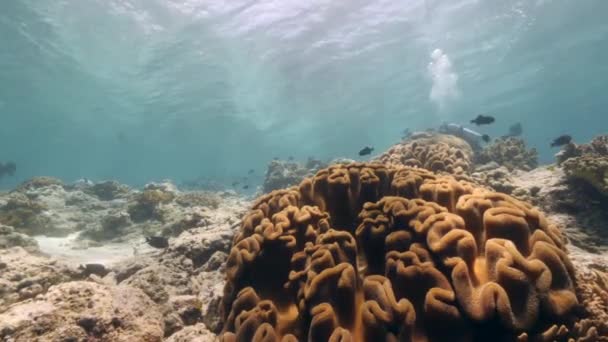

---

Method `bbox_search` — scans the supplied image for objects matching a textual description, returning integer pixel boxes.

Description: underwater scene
[1,0,608,341]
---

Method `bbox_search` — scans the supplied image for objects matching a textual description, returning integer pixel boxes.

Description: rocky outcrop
[0,281,165,342]
[0,224,38,251]
[263,158,327,193]
[475,137,538,171]
[0,247,78,312]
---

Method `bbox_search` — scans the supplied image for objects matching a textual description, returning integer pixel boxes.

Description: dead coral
[0,224,39,251]
[128,189,175,222]
[84,180,131,201]
[175,192,221,209]
[562,155,608,196]
[220,163,583,341]
[13,176,63,192]
[0,192,50,235]
[476,137,538,171]
[375,133,474,175]
[556,135,608,165]
[263,158,327,193]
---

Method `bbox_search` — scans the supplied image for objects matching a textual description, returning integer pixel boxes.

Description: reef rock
[475,137,538,171]
[220,163,584,341]
[0,224,38,251]
[0,192,50,236]
[562,155,608,196]
[165,323,216,342]
[556,135,608,165]
[376,133,474,175]
[0,281,165,342]
[83,180,131,201]
[0,247,78,312]
[263,158,327,193]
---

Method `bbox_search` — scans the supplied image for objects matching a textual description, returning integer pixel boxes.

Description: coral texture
[220,163,581,341]
[263,158,327,193]
[476,137,538,171]
[376,133,473,175]
[0,247,78,311]
[556,135,608,165]
[562,155,608,196]
[0,281,165,341]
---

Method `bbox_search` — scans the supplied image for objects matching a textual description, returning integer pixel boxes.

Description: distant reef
[1,134,607,341]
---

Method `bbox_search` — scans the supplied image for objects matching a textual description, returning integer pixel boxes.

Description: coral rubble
[376,133,474,175]
[475,137,538,171]
[220,163,582,341]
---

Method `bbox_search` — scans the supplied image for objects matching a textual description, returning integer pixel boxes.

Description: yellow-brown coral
[376,134,473,175]
[220,163,583,341]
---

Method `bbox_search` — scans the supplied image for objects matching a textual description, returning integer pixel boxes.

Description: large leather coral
[375,134,473,175]
[220,163,583,341]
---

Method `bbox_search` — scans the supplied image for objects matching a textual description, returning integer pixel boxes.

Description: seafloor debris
[375,133,473,175]
[220,163,588,341]
[475,137,538,171]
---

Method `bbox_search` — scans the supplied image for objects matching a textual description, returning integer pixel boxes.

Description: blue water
[1,0,608,188]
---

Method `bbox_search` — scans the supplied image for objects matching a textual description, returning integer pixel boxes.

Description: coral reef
[0,192,50,236]
[475,137,538,171]
[0,281,165,341]
[556,135,608,165]
[562,155,608,196]
[14,176,63,192]
[128,189,175,222]
[220,163,581,341]
[263,158,327,193]
[375,133,474,175]
[84,180,131,201]
[0,247,78,311]
[0,224,38,251]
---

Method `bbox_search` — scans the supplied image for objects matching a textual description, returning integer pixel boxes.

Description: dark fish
[116,131,127,143]
[551,135,572,147]
[79,263,109,277]
[288,156,294,161]
[0,162,16,177]
[507,122,522,137]
[273,157,279,160]
[358,146,374,156]
[231,181,240,187]
[242,185,249,190]
[470,114,495,126]
[482,134,491,143]
[145,236,169,249]
[248,169,254,174]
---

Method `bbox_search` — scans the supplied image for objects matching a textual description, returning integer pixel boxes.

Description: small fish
[359,146,374,156]
[242,185,249,190]
[231,181,240,187]
[482,134,491,143]
[288,156,294,161]
[145,236,169,249]
[273,157,279,160]
[470,114,495,126]
[248,169,254,174]
[79,263,109,277]
[550,135,572,147]
[507,122,523,137]
[0,162,16,177]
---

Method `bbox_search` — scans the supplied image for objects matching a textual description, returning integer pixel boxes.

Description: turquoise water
[2,0,608,188]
